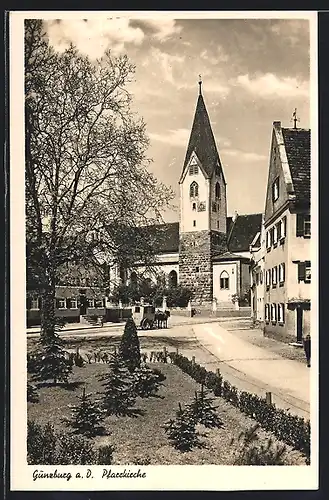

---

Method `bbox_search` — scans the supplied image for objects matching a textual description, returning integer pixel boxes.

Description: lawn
[28,361,307,465]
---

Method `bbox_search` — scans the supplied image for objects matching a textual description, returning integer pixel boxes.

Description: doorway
[296,307,303,343]
[79,290,87,316]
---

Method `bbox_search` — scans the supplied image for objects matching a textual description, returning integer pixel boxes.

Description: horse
[154,310,171,329]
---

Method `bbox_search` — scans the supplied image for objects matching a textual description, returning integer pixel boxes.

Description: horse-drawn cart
[132,304,156,330]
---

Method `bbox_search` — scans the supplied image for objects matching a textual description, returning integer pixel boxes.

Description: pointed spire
[181,82,222,179]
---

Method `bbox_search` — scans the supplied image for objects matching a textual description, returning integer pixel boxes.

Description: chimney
[232,210,238,222]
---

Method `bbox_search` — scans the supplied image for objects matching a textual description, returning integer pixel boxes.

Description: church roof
[182,93,224,180]
[227,213,263,253]
[282,128,311,206]
[143,214,262,255]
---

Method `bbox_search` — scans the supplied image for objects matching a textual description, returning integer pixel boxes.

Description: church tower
[179,78,228,305]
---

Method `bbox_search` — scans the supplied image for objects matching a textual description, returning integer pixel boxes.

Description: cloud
[147,47,185,84]
[270,19,309,46]
[136,19,183,41]
[149,128,190,147]
[200,47,228,65]
[221,148,267,162]
[234,73,309,98]
[46,18,144,58]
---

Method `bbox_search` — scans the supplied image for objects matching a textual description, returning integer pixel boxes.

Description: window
[169,270,178,288]
[272,178,279,202]
[298,261,311,283]
[217,221,219,229]
[70,299,78,309]
[30,298,40,310]
[192,202,196,211]
[278,303,285,324]
[88,299,94,308]
[57,299,66,309]
[212,201,217,212]
[215,182,221,199]
[189,163,199,175]
[271,303,277,323]
[282,216,287,239]
[296,214,311,237]
[130,271,138,284]
[190,181,199,198]
[266,231,271,250]
[260,270,263,285]
[95,299,103,308]
[265,304,270,322]
[273,225,278,245]
[272,266,278,287]
[279,263,285,284]
[193,220,196,227]
[265,270,271,289]
[220,271,229,290]
[195,266,200,273]
[134,306,140,313]
[276,221,282,240]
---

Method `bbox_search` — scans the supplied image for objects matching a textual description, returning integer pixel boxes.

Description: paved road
[27,317,311,419]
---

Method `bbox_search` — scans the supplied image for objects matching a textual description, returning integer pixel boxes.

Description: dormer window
[190,181,199,198]
[189,164,199,175]
[215,182,221,199]
[272,178,279,202]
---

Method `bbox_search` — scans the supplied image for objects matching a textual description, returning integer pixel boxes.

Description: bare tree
[25,20,174,337]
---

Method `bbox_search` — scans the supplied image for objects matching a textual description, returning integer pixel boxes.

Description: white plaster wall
[180,156,210,233]
[213,261,238,302]
[287,210,311,301]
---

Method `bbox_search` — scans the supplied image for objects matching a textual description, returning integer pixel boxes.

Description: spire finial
[291,108,300,129]
[198,74,202,95]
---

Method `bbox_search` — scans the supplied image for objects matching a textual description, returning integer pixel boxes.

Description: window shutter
[55,299,60,309]
[298,262,306,282]
[282,303,285,323]
[282,263,285,282]
[296,214,304,237]
[67,298,71,309]
[26,297,32,310]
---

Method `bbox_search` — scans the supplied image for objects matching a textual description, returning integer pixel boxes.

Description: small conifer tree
[100,353,136,416]
[63,387,106,437]
[133,364,166,397]
[27,382,39,403]
[119,318,141,372]
[163,403,200,452]
[33,320,72,384]
[187,384,223,429]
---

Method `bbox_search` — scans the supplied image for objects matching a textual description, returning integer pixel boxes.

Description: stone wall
[179,230,227,304]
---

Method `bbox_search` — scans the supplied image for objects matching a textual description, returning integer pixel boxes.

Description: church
[129,81,262,309]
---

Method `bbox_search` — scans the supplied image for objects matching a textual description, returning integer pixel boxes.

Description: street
[27,316,311,419]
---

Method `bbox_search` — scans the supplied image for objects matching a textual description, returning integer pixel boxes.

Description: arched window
[215,182,221,199]
[220,270,229,290]
[190,181,199,198]
[130,271,137,285]
[168,270,178,288]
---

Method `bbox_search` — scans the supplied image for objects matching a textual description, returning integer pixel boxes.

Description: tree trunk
[40,265,56,339]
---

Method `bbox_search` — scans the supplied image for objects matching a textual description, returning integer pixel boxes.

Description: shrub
[99,353,136,416]
[119,318,141,373]
[97,445,115,465]
[57,433,98,465]
[27,420,115,465]
[27,382,39,403]
[187,385,223,429]
[63,387,106,437]
[170,352,310,460]
[27,420,57,465]
[133,365,166,398]
[231,424,287,465]
[27,353,39,374]
[163,403,201,452]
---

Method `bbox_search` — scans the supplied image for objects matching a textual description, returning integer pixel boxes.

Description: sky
[44,15,311,221]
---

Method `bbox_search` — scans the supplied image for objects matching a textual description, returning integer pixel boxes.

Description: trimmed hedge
[170,352,310,461]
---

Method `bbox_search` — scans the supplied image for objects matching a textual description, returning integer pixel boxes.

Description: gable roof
[282,128,311,206]
[227,214,263,253]
[181,93,224,181]
[212,251,250,263]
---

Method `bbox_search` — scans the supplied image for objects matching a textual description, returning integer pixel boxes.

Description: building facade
[263,121,311,342]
